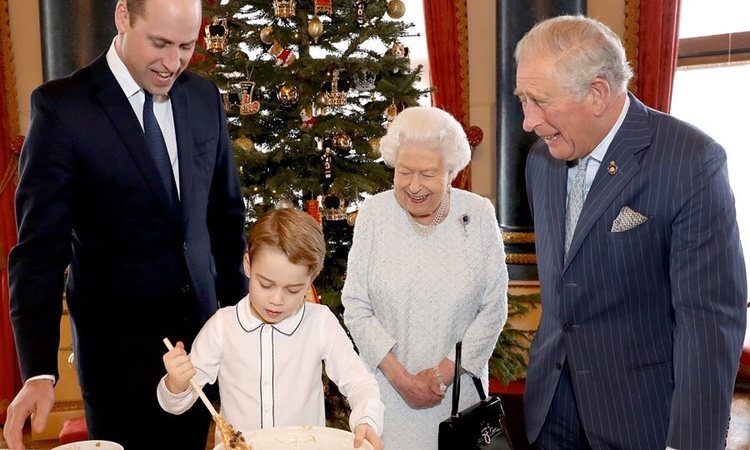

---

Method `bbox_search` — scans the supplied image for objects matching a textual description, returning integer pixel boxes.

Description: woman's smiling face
[393,143,450,224]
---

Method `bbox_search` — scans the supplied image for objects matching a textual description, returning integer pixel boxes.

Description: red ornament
[305,199,321,223]
[465,125,484,148]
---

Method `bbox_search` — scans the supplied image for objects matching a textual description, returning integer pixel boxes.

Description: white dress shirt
[157,295,384,442]
[105,39,181,196]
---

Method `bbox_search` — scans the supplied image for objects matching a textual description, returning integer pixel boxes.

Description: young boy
[158,208,384,449]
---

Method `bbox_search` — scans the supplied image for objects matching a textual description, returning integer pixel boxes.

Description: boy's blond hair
[247,208,326,277]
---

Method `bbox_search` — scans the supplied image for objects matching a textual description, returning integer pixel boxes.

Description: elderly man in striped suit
[516,15,747,450]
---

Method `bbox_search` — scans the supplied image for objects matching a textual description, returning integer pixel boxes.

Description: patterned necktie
[143,92,176,205]
[565,156,591,254]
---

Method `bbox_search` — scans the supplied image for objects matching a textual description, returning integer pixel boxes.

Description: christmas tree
[196,0,425,309]
[194,0,428,428]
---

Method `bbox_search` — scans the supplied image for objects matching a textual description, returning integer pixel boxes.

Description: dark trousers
[534,362,592,450]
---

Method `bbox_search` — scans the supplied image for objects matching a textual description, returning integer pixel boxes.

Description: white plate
[213,425,374,450]
[52,441,124,450]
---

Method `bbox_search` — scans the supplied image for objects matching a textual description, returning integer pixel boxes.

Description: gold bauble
[233,50,250,60]
[308,17,324,43]
[277,83,300,107]
[332,132,352,151]
[386,0,406,19]
[235,136,255,152]
[260,26,274,45]
[368,138,381,158]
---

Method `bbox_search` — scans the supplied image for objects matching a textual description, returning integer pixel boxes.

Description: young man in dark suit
[516,15,747,450]
[4,1,247,448]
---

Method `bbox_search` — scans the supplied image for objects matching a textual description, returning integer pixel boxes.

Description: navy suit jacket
[9,54,247,409]
[524,94,747,450]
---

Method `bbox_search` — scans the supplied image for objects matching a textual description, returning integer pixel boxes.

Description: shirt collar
[105,37,143,100]
[588,94,630,163]
[236,295,306,336]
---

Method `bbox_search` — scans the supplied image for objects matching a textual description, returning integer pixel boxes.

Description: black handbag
[438,342,514,450]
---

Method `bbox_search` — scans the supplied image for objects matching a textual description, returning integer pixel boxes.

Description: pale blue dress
[342,189,509,449]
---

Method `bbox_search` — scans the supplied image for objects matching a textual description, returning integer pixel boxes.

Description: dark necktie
[143,92,177,205]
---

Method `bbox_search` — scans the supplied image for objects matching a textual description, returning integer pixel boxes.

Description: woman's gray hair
[379,106,471,181]
[514,15,633,100]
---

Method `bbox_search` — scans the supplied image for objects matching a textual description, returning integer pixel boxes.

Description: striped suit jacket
[523,93,747,450]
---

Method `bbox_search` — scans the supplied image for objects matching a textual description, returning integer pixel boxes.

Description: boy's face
[244,248,312,324]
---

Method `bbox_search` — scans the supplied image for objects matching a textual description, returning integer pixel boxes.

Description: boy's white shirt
[157,295,384,439]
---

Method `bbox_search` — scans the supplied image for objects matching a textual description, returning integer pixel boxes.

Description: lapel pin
[607,161,618,176]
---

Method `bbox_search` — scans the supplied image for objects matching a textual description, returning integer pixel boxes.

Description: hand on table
[3,378,55,450]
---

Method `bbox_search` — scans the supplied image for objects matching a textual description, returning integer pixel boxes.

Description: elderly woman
[342,106,509,449]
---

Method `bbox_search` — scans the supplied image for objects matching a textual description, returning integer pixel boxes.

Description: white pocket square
[611,206,649,232]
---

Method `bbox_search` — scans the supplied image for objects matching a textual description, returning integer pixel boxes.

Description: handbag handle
[450,341,488,417]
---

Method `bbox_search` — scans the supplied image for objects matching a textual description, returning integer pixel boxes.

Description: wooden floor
[3,393,750,449]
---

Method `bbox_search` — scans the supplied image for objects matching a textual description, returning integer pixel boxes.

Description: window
[670,0,750,295]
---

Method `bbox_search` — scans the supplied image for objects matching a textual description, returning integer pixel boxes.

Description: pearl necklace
[404,192,449,237]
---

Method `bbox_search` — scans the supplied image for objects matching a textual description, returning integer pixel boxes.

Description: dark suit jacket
[8,53,247,444]
[524,94,747,450]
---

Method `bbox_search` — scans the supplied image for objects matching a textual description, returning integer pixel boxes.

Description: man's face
[114,0,201,96]
[515,57,599,161]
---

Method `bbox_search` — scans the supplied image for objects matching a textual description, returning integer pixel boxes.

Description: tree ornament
[353,0,368,25]
[300,105,317,131]
[273,0,296,18]
[389,41,409,58]
[204,16,229,53]
[222,90,241,113]
[234,136,255,152]
[316,136,335,180]
[276,197,295,209]
[388,41,409,73]
[368,137,381,158]
[268,40,297,67]
[320,69,349,107]
[308,16,324,43]
[277,83,300,107]
[314,0,333,15]
[331,132,352,151]
[386,0,406,19]
[234,50,250,61]
[259,26,275,45]
[352,69,376,91]
[323,195,347,221]
[239,81,261,115]
[346,210,358,226]
[384,101,398,127]
[305,198,321,223]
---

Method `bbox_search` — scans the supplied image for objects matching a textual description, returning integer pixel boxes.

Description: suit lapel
[563,94,652,270]
[170,82,194,233]
[90,55,179,219]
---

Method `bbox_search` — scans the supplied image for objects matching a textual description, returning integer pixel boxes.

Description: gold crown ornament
[273,0,297,18]
[320,69,349,107]
[204,16,229,53]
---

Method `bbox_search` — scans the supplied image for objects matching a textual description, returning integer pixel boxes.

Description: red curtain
[422,0,473,191]
[625,0,681,112]
[0,0,21,423]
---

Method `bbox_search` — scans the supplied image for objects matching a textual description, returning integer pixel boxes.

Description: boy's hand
[162,340,195,394]
[353,423,383,450]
